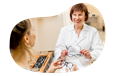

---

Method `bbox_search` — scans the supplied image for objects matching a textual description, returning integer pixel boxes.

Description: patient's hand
[46,59,63,73]
[72,64,77,71]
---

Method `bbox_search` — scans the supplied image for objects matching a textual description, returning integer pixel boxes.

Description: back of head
[10,19,31,50]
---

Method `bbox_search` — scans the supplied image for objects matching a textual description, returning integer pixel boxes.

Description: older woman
[55,3,103,70]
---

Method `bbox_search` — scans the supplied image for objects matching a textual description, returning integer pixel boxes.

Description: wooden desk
[28,51,54,73]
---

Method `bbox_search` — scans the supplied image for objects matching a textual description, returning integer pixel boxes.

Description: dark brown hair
[70,3,89,21]
[10,19,31,50]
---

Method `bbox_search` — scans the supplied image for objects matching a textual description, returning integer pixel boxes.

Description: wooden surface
[40,52,53,73]
[28,51,53,72]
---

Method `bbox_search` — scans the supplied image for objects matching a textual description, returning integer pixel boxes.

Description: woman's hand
[46,59,63,73]
[80,49,92,59]
[72,64,77,71]
[60,49,68,59]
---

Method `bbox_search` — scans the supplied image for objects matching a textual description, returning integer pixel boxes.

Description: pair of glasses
[34,56,46,68]
[68,54,83,57]
[66,45,83,58]
[61,60,73,71]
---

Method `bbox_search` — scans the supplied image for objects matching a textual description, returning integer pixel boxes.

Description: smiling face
[72,11,86,26]
[70,3,89,27]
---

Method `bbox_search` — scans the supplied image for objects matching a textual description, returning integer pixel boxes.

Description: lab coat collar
[69,23,89,45]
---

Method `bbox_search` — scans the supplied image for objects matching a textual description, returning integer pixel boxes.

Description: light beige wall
[85,3,104,29]
[29,18,39,51]
[30,14,64,51]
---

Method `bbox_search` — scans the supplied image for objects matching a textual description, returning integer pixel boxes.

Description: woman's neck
[12,47,29,68]
[74,24,83,31]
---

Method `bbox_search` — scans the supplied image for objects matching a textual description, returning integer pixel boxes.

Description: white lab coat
[55,23,103,69]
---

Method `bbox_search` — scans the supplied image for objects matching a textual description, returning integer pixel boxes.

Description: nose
[75,15,80,20]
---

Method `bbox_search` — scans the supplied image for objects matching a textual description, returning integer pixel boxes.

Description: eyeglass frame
[61,60,80,71]
[61,60,73,71]
[66,45,83,58]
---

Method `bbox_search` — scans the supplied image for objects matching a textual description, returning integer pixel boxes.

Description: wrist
[60,56,65,60]
[58,56,64,60]
[46,69,56,73]
[89,56,92,59]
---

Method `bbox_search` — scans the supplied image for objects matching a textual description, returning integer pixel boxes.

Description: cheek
[72,17,75,22]
[33,33,36,40]
[29,33,36,47]
[34,34,36,41]
[72,16,74,19]
[80,16,85,21]
[32,33,36,45]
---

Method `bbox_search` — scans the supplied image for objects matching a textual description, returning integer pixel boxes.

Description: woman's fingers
[61,50,65,55]
[66,68,68,72]
[55,66,63,69]
[80,49,91,59]
[84,51,88,55]
[53,59,63,67]
[86,52,90,56]
[57,62,63,65]
[80,49,89,55]
[72,64,77,71]
[56,59,63,63]
[61,49,68,57]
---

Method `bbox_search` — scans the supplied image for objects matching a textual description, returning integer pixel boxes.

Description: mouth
[75,20,81,23]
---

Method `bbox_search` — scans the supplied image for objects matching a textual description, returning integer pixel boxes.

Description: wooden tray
[28,51,54,73]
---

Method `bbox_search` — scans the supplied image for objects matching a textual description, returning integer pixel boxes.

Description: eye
[73,14,76,16]
[79,14,82,16]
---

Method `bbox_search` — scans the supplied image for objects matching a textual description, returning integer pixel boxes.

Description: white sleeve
[54,28,66,61]
[84,57,91,62]
[90,29,103,61]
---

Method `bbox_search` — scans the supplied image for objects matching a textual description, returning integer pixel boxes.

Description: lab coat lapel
[77,24,88,45]
[69,24,78,42]
[69,23,88,44]
[77,30,87,45]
